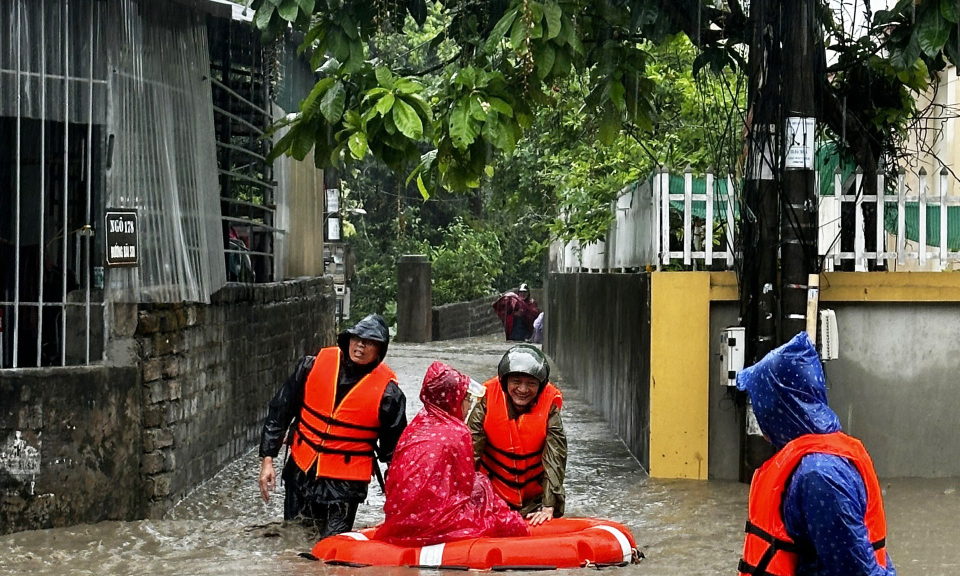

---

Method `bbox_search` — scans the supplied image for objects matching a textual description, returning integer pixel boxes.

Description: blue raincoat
[736,332,896,576]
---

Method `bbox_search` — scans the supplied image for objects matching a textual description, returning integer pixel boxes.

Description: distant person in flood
[258,314,407,538]
[736,331,895,576]
[492,283,541,342]
[375,362,530,545]
[468,345,566,526]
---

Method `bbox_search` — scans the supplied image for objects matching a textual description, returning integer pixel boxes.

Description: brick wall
[135,277,336,517]
[432,289,545,341]
[432,295,502,341]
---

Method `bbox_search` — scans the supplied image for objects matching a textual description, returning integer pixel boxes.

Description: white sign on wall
[785,117,815,169]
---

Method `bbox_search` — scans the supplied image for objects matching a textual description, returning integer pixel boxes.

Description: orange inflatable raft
[308,517,639,570]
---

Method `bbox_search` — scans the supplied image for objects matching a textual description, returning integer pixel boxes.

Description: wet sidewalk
[1,335,957,575]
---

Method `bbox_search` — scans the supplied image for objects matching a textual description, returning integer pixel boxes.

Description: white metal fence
[553,166,960,273]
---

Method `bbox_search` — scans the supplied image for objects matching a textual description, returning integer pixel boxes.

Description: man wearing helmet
[468,344,567,526]
[258,314,407,537]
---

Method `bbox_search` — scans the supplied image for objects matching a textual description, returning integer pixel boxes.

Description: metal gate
[0,0,106,368]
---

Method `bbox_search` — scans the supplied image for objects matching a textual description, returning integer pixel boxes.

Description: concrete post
[396,255,432,342]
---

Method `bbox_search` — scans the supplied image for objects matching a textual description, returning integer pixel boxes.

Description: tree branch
[405,50,463,77]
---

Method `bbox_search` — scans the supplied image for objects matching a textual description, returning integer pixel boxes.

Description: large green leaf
[375,66,395,89]
[320,80,346,123]
[394,79,425,95]
[510,15,528,51]
[543,1,562,40]
[889,30,921,69]
[254,4,275,31]
[376,92,396,116]
[296,0,315,13]
[300,77,335,120]
[348,131,368,159]
[278,0,300,21]
[535,43,556,79]
[392,98,423,139]
[918,5,951,56]
[450,100,480,149]
[943,0,960,23]
[292,124,315,160]
[484,7,519,53]
[486,97,513,117]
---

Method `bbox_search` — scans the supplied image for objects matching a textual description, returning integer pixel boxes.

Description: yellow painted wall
[649,270,960,480]
[708,270,960,302]
[649,272,711,479]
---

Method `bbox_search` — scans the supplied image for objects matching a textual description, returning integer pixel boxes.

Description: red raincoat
[375,362,530,546]
[493,292,540,340]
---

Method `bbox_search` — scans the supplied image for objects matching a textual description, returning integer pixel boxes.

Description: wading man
[258,314,407,538]
[468,344,566,526]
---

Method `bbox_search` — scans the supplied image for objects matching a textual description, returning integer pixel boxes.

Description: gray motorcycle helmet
[497,344,550,392]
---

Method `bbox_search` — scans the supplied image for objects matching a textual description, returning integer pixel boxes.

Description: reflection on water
[1,335,957,575]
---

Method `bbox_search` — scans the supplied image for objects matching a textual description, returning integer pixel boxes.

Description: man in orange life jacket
[468,344,566,527]
[735,331,896,576]
[258,314,407,537]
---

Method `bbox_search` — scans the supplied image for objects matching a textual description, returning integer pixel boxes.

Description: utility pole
[738,0,820,482]
[780,0,820,341]
[739,0,780,482]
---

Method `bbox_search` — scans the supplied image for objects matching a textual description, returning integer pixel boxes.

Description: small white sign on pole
[785,117,815,169]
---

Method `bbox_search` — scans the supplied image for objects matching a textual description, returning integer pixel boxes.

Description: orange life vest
[739,432,888,576]
[290,347,395,482]
[480,376,562,508]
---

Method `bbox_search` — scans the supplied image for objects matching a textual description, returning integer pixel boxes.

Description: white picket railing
[818,167,960,271]
[655,167,737,269]
[552,166,960,273]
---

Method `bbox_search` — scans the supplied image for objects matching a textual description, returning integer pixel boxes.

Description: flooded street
[2,335,958,575]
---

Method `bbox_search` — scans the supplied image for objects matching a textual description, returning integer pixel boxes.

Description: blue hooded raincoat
[736,332,896,576]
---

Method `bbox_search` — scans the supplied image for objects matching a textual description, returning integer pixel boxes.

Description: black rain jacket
[259,315,407,504]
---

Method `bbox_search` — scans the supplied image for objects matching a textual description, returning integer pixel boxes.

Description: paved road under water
[2,335,958,575]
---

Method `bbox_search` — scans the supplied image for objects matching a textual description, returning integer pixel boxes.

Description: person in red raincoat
[493,284,541,341]
[375,362,530,546]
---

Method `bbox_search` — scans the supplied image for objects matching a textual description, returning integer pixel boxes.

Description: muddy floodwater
[2,335,958,575]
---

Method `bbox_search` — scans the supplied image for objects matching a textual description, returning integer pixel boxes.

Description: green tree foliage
[489,35,745,246]
[253,0,959,201]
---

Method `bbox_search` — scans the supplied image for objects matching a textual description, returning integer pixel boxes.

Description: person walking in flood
[492,284,541,342]
[375,362,530,545]
[258,314,407,538]
[468,344,566,526]
[736,331,895,576]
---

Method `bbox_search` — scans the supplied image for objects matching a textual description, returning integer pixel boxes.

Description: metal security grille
[207,17,276,284]
[0,0,106,368]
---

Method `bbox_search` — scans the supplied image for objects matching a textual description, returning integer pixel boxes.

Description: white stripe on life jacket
[340,532,369,541]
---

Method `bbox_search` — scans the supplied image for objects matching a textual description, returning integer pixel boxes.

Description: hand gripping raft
[307,517,641,570]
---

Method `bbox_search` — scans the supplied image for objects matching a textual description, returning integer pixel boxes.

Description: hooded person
[492,284,541,342]
[258,314,407,538]
[375,362,530,546]
[736,331,895,576]
[468,345,566,526]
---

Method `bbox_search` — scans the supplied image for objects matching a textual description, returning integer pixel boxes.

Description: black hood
[337,314,390,362]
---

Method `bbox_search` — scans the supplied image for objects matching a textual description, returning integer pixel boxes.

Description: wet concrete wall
[135,277,337,517]
[823,302,960,477]
[544,273,651,468]
[708,302,741,480]
[707,300,960,480]
[0,365,142,534]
